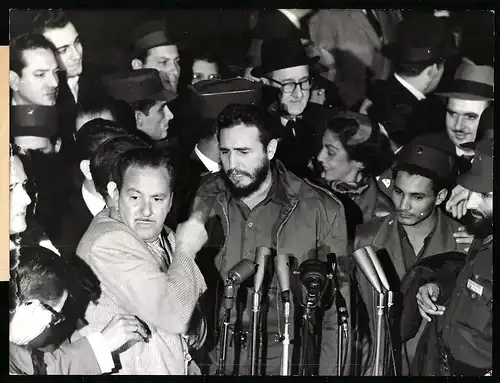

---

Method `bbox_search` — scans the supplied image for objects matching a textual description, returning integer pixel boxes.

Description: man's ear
[266,138,278,160]
[79,159,92,180]
[135,110,143,127]
[131,59,143,70]
[10,70,20,91]
[107,181,119,207]
[54,138,62,153]
[436,188,448,206]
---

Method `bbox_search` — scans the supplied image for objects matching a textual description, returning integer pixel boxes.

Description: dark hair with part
[216,103,276,148]
[90,135,150,199]
[32,10,72,34]
[10,33,57,75]
[392,164,452,194]
[326,115,395,177]
[115,146,176,192]
[75,118,128,163]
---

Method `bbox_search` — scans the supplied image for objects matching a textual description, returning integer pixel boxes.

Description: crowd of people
[8,9,493,376]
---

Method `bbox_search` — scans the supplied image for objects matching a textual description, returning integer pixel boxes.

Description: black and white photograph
[8,8,494,376]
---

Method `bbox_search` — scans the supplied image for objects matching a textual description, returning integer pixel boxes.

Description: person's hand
[100,314,150,352]
[446,184,471,219]
[358,98,373,114]
[175,211,208,256]
[453,226,474,252]
[416,283,446,322]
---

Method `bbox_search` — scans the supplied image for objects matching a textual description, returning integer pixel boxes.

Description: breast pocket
[453,274,492,333]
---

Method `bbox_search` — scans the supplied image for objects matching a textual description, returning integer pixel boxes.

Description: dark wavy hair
[325,113,395,177]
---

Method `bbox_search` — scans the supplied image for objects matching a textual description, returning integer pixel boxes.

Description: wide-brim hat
[382,14,458,64]
[457,138,493,193]
[251,37,320,78]
[188,77,263,120]
[436,58,494,101]
[103,68,177,105]
[129,20,177,55]
[11,105,58,138]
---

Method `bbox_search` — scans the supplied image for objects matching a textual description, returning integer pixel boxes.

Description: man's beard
[222,158,270,199]
[463,210,493,238]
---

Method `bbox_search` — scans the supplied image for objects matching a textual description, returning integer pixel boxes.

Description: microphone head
[352,247,383,293]
[274,253,291,293]
[299,259,327,290]
[254,246,272,292]
[365,246,391,291]
[228,259,256,284]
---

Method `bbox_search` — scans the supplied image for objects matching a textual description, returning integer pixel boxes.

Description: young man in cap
[414,138,493,376]
[353,138,469,375]
[104,68,176,141]
[252,36,327,178]
[364,14,458,148]
[10,33,59,107]
[191,103,349,376]
[129,20,181,94]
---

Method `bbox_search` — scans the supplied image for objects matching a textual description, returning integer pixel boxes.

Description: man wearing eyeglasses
[252,37,326,179]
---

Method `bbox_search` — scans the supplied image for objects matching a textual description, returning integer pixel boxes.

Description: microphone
[224,259,256,310]
[275,253,291,303]
[352,247,383,293]
[365,246,390,292]
[299,259,328,305]
[254,246,272,292]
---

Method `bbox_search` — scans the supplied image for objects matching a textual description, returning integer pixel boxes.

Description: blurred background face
[43,22,83,78]
[191,59,220,84]
[445,98,489,147]
[117,165,173,241]
[10,156,32,235]
[271,64,310,116]
[317,129,359,183]
[466,191,493,225]
[136,101,174,140]
[392,171,438,226]
[144,45,180,93]
[14,136,57,154]
[13,49,59,106]
[219,124,271,197]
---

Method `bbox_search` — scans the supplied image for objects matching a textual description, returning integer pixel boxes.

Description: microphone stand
[249,247,271,376]
[280,291,291,375]
[374,291,386,376]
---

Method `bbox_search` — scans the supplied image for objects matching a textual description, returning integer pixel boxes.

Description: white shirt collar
[278,9,301,29]
[67,76,80,102]
[194,145,220,173]
[81,184,106,217]
[394,73,426,101]
[455,145,467,157]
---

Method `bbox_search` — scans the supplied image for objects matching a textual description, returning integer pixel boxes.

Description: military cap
[383,14,458,64]
[188,78,263,120]
[457,139,493,193]
[11,105,58,138]
[396,138,457,180]
[103,68,177,105]
[129,20,176,55]
[436,58,494,101]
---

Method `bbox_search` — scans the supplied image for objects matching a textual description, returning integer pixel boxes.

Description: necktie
[365,10,383,40]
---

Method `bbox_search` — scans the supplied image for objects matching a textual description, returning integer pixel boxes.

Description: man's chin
[463,213,493,238]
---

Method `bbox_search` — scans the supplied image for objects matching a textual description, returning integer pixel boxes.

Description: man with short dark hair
[353,138,469,375]
[129,20,181,94]
[192,103,349,375]
[10,33,59,106]
[77,147,208,374]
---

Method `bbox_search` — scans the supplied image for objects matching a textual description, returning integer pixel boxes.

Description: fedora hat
[103,68,177,105]
[129,20,177,55]
[382,14,458,64]
[436,58,494,101]
[11,105,58,138]
[251,37,320,78]
[457,138,493,193]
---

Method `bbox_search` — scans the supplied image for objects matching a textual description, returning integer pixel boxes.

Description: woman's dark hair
[326,113,395,177]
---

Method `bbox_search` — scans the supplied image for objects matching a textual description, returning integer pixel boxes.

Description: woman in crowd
[9,144,150,375]
[315,112,395,240]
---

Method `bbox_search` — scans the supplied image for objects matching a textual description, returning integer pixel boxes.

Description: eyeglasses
[268,77,312,93]
[192,73,221,82]
[39,301,66,327]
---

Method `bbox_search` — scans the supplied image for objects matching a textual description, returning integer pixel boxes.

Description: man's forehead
[22,48,58,70]
[43,22,79,48]
[220,124,261,143]
[147,45,179,59]
[395,171,434,191]
[14,136,52,151]
[447,98,489,114]
[124,164,171,182]
[271,65,309,81]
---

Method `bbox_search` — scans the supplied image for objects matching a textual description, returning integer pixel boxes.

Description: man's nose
[142,200,153,217]
[465,192,481,211]
[399,196,411,211]
[291,83,303,98]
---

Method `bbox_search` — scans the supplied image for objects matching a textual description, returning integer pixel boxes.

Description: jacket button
[471,293,477,299]
[248,222,253,228]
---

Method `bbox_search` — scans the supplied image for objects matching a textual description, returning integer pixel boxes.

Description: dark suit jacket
[367,76,447,147]
[52,186,95,258]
